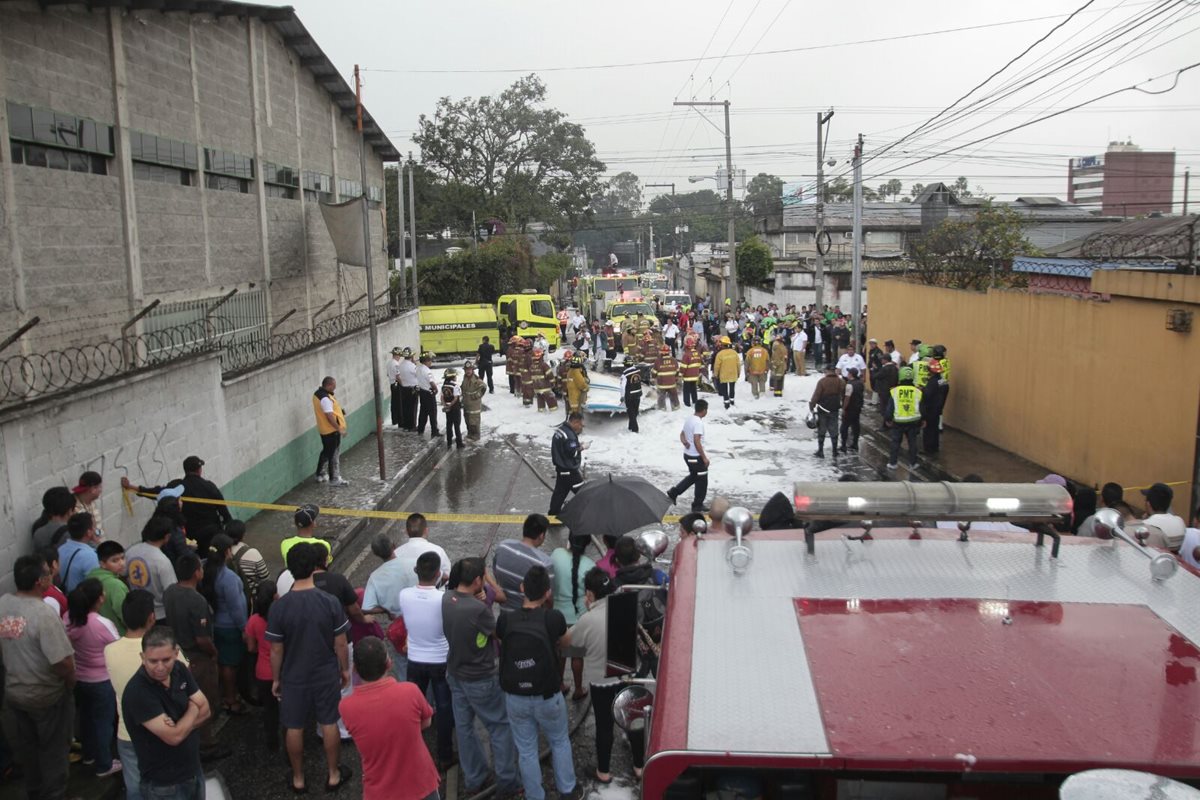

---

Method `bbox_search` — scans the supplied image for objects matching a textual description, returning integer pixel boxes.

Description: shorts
[279,678,342,729]
[214,627,245,667]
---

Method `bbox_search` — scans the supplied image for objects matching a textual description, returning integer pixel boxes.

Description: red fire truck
[612,482,1200,799]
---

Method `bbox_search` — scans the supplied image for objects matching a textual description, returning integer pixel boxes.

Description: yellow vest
[312,391,345,435]
[890,385,922,423]
[280,534,331,562]
[914,359,931,388]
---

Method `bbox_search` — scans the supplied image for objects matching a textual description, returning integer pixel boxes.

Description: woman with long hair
[243,579,280,750]
[550,533,595,700]
[202,534,249,715]
[65,577,122,777]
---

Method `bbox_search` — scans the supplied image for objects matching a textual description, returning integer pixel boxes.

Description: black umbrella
[556,474,672,538]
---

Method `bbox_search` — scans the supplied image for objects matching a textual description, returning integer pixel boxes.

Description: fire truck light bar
[791,482,1072,523]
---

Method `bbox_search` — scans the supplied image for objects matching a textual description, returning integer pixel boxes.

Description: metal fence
[0,307,394,410]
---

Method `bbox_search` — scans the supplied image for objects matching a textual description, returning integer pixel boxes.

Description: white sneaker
[886,462,898,470]
[330,478,349,487]
[314,474,329,483]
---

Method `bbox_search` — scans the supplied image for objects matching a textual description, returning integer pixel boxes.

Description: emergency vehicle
[606,300,655,332]
[580,274,637,321]
[611,482,1200,799]
[418,292,558,356]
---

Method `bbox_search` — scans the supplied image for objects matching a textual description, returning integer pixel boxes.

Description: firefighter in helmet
[530,346,558,413]
[653,344,680,411]
[679,333,704,408]
[769,327,789,398]
[441,367,463,449]
[461,359,486,440]
[507,335,525,395]
[564,352,590,416]
[712,336,741,410]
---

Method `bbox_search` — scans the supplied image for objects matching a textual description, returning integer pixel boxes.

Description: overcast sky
[292,0,1198,208]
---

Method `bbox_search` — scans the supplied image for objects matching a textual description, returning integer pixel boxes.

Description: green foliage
[745,172,783,217]
[736,236,774,288]
[535,252,573,292]
[413,75,605,233]
[909,202,1038,290]
[411,236,538,305]
[910,182,925,199]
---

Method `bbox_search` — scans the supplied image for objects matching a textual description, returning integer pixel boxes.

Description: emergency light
[792,481,1071,523]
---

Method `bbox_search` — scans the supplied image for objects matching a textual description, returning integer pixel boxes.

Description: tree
[411,235,539,305]
[736,236,773,288]
[952,176,973,199]
[745,172,784,218]
[593,171,642,217]
[910,183,925,199]
[885,179,903,202]
[413,75,606,233]
[909,202,1037,290]
[535,252,572,292]
[823,177,853,202]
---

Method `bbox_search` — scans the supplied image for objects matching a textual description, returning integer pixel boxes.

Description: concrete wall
[0,2,390,352]
[867,273,1200,516]
[0,308,418,592]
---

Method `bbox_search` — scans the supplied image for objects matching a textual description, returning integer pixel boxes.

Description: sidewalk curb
[329,438,442,564]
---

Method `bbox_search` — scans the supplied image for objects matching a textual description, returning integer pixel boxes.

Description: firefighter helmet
[442,368,457,379]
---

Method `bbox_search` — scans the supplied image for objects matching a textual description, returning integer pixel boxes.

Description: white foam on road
[479,363,840,512]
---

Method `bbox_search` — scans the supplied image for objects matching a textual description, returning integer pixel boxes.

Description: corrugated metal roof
[61,0,400,161]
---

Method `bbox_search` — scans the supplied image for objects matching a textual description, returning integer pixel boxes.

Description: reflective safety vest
[312,389,345,435]
[680,347,703,381]
[915,358,931,389]
[890,385,923,424]
[938,357,951,383]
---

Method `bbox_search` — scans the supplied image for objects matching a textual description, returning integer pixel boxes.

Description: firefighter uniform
[887,373,923,468]
[744,342,769,399]
[565,356,590,415]
[530,349,558,412]
[653,346,680,411]
[713,339,741,409]
[507,336,524,395]
[679,338,703,408]
[519,341,535,407]
[461,362,486,440]
[638,331,656,384]
[621,362,643,433]
[769,337,789,398]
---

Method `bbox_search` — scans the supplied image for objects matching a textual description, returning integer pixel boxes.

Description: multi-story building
[1067,141,1175,217]
[0,0,398,355]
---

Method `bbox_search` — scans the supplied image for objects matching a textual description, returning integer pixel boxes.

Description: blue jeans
[447,674,518,793]
[143,770,204,799]
[75,679,117,772]
[406,661,454,762]
[505,692,576,800]
[117,738,143,800]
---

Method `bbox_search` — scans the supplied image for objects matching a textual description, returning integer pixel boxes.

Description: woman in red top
[242,580,279,751]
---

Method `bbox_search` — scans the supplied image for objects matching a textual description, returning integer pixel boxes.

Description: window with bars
[204,147,254,193]
[7,101,112,175]
[263,161,299,200]
[303,170,333,203]
[131,131,197,185]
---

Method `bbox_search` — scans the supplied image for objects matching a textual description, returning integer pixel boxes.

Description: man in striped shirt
[492,515,554,611]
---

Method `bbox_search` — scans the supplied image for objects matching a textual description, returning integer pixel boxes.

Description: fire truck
[610,482,1200,799]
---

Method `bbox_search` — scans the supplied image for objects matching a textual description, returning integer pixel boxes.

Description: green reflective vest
[915,358,931,388]
[890,385,922,423]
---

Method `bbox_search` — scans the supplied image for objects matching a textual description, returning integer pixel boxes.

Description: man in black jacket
[548,413,586,517]
[122,456,231,552]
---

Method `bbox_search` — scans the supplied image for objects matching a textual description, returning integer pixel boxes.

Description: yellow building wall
[867,272,1200,517]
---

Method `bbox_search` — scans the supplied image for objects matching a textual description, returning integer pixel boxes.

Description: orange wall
[867,273,1200,517]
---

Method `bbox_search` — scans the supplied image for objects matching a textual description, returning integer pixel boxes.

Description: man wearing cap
[121,456,232,544]
[1142,483,1186,551]
[397,347,420,431]
[387,347,406,429]
[313,377,349,487]
[280,505,332,564]
[415,354,441,439]
[461,360,487,441]
[71,471,105,538]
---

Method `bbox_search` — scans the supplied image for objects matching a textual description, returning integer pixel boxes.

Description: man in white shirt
[885,339,903,367]
[908,339,922,365]
[415,353,440,439]
[666,400,710,513]
[791,326,808,375]
[662,319,680,357]
[386,347,406,429]
[1141,483,1187,551]
[398,551,454,769]
[394,513,450,593]
[396,347,419,431]
[835,342,867,380]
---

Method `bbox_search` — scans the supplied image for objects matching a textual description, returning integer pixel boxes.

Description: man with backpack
[497,565,579,800]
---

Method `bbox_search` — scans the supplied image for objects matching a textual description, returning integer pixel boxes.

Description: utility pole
[353,65,387,481]
[851,133,864,349]
[815,109,834,310]
[396,164,406,305]
[407,152,419,306]
[646,182,676,282]
[1184,168,1190,215]
[675,100,737,306]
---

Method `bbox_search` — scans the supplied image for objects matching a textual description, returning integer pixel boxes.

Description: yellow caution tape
[1123,480,1189,491]
[124,487,693,526]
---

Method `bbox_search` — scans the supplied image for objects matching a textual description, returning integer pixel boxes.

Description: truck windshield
[611,303,653,317]
[593,278,622,293]
[530,299,553,319]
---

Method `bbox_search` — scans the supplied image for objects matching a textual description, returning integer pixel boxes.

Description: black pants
[718,381,736,409]
[479,362,494,393]
[2,691,73,800]
[890,422,920,466]
[670,455,708,511]
[840,407,862,450]
[549,469,583,516]
[402,386,418,430]
[417,390,439,436]
[626,392,641,432]
[407,661,455,763]
[390,383,403,426]
[816,408,839,453]
[590,682,645,775]
[256,677,279,750]
[316,431,341,479]
[666,337,677,358]
[445,408,463,447]
[682,381,698,407]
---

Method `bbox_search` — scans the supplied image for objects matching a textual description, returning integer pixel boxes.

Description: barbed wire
[1,307,401,410]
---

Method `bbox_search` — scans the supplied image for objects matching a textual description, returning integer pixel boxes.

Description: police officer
[397,346,419,430]
[387,346,406,428]
[886,366,923,470]
[476,335,496,394]
[548,412,586,516]
[461,360,486,441]
[416,352,440,438]
[621,360,643,433]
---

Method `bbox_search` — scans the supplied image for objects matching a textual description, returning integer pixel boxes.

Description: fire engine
[610,482,1200,799]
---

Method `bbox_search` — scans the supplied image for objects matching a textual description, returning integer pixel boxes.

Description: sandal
[325,764,353,793]
[594,771,613,785]
[571,690,589,702]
